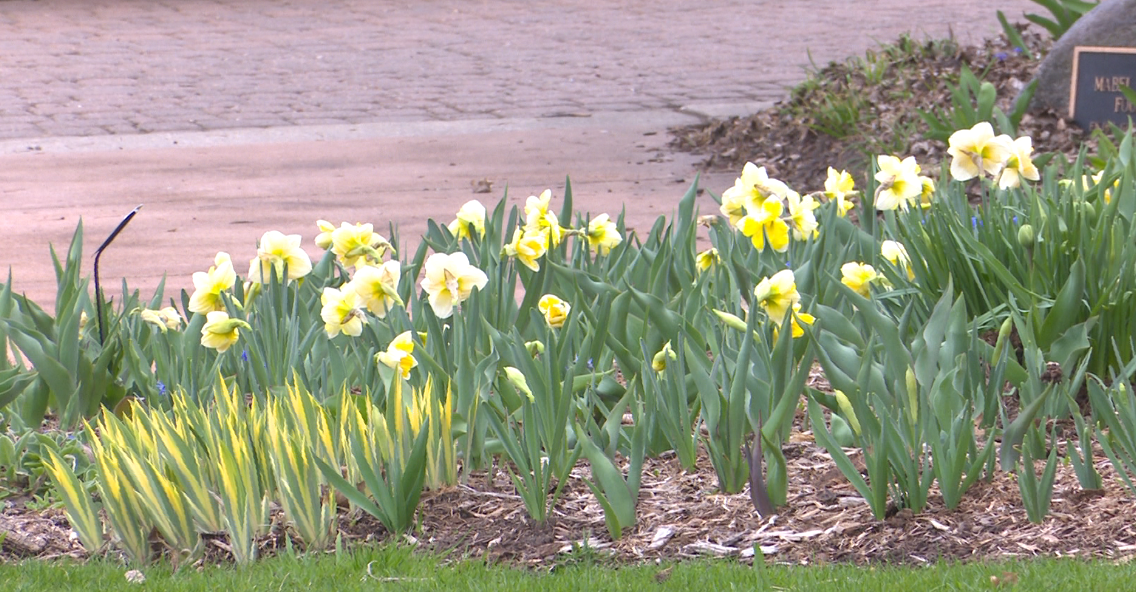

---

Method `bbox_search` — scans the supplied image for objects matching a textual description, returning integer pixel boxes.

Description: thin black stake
[94,205,143,345]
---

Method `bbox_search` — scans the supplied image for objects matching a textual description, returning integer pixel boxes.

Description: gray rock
[1029,0,1136,115]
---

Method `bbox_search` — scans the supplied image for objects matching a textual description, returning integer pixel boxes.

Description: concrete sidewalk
[0,0,1039,305]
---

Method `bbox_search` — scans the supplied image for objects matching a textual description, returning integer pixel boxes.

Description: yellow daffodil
[586,213,622,255]
[419,252,489,318]
[376,331,417,379]
[200,311,249,353]
[773,302,815,340]
[330,222,391,269]
[753,269,800,325]
[947,122,1012,182]
[652,340,677,372]
[348,260,403,318]
[320,286,364,338]
[841,262,878,297]
[786,190,820,241]
[824,167,857,217]
[874,155,923,211]
[314,220,336,250]
[503,367,535,402]
[995,136,1040,189]
[881,240,915,281]
[737,198,790,252]
[139,306,184,332]
[448,200,487,240]
[919,175,936,209]
[248,231,313,284]
[538,294,571,329]
[721,163,790,226]
[503,227,548,272]
[524,189,563,247]
[189,252,236,314]
[696,247,720,273]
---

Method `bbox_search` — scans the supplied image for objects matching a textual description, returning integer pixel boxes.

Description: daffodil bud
[1082,200,1098,224]
[713,309,747,332]
[992,317,1013,363]
[524,340,545,357]
[1017,224,1034,250]
[503,367,534,402]
[833,390,861,436]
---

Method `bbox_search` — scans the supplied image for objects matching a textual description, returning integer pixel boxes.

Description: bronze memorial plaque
[1069,46,1136,130]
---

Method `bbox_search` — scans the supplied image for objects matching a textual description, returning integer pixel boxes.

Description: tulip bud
[834,390,861,436]
[1017,224,1035,250]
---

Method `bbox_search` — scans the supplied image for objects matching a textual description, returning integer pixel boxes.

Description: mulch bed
[4,428,1136,568]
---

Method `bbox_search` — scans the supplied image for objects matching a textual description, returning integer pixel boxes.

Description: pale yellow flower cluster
[720,163,821,252]
[947,122,1039,190]
[314,220,404,338]
[874,155,935,212]
[500,190,622,271]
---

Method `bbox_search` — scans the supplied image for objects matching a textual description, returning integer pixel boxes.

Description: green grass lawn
[4,545,1134,592]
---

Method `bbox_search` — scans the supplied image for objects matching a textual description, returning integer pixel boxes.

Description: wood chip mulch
[5,430,1136,568]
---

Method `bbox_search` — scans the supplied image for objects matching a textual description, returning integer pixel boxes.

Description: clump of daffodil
[720,162,790,225]
[503,366,535,403]
[189,251,237,314]
[330,222,392,269]
[348,260,403,318]
[786,190,820,241]
[538,294,570,329]
[947,122,1011,182]
[881,240,915,281]
[824,167,857,217]
[503,227,549,271]
[696,247,720,273]
[585,213,622,255]
[995,136,1040,189]
[874,155,923,211]
[320,286,364,338]
[753,269,800,325]
[524,189,563,247]
[376,331,418,379]
[420,252,489,319]
[200,311,250,353]
[248,230,313,284]
[138,306,184,332]
[841,262,880,297]
[652,340,677,372]
[448,200,487,240]
[737,197,791,252]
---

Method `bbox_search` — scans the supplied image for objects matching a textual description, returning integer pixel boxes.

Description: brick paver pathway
[1,0,1039,140]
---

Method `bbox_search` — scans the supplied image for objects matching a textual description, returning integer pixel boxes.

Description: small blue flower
[1013,216,1019,224]
[241,349,249,362]
[1013,46,1024,54]
[995,51,1009,61]
[156,380,167,396]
